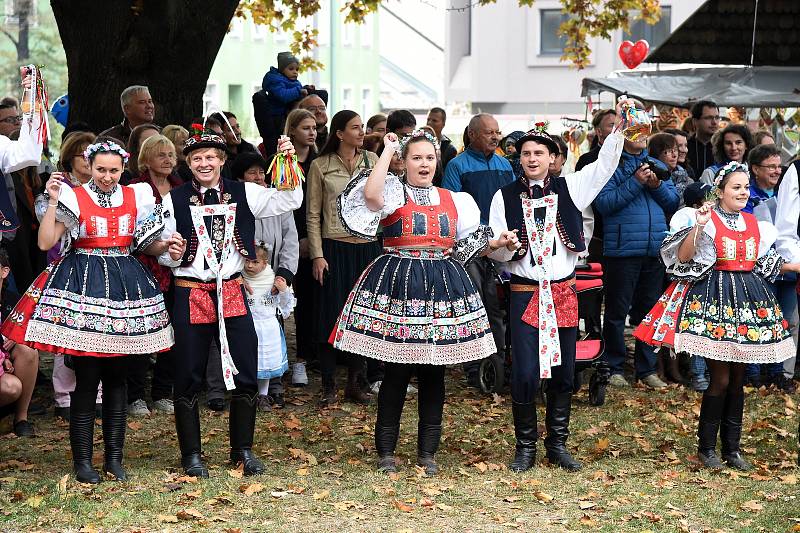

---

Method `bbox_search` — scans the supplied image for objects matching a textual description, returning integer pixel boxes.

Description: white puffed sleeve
[35,182,79,228]
[129,182,165,252]
[337,169,405,240]
[660,213,716,281]
[451,191,493,265]
[275,288,297,319]
[753,221,785,282]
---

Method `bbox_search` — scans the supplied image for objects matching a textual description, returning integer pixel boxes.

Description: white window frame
[360,13,373,48]
[203,81,219,115]
[251,20,269,41]
[361,87,372,119]
[525,3,596,67]
[342,22,354,47]
[341,86,354,112]
[229,16,244,40]
[316,1,330,46]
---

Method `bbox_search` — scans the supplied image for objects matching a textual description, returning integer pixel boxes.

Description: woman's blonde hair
[162,124,189,147]
[138,134,177,173]
[283,108,316,138]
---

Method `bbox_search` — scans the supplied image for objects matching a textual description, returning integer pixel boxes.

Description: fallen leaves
[239,482,264,496]
[740,500,764,513]
[392,499,413,512]
[312,489,330,501]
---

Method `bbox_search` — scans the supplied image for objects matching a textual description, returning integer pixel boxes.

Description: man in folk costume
[158,126,302,477]
[488,110,625,472]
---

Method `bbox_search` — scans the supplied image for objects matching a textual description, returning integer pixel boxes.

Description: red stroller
[478,262,610,406]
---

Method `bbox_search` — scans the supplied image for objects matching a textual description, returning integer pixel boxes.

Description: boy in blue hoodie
[260,52,311,151]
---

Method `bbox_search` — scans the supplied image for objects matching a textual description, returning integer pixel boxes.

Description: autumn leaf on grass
[25,496,42,508]
[57,474,69,499]
[239,482,264,496]
[177,508,205,520]
[284,414,302,430]
[579,514,598,527]
[578,500,596,510]
[127,421,142,431]
[740,500,764,512]
[393,499,413,512]
[312,489,330,500]
[227,463,244,479]
[157,515,179,523]
[781,474,798,485]
[474,462,488,473]
[534,491,554,503]
[594,438,610,453]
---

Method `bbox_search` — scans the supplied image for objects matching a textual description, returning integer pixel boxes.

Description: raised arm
[37,176,67,250]
[363,133,400,211]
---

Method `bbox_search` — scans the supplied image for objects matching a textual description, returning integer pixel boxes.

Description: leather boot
[344,365,370,404]
[416,423,442,475]
[544,392,581,471]
[697,394,725,469]
[229,392,265,476]
[319,375,338,407]
[720,394,752,470]
[509,401,537,472]
[102,385,128,481]
[375,424,400,473]
[70,408,101,484]
[174,395,208,478]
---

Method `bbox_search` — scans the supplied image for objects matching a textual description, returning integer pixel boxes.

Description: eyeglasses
[303,105,326,113]
[700,115,721,121]
[0,115,22,125]
[755,164,781,171]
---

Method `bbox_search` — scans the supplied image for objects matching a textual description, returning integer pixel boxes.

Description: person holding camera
[595,129,679,389]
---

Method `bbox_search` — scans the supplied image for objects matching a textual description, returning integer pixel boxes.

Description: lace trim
[133,203,165,253]
[713,206,740,229]
[88,181,118,208]
[662,226,716,281]
[35,192,78,228]
[337,168,381,241]
[452,225,493,266]
[334,330,496,365]
[754,248,785,283]
[406,183,433,205]
[674,333,794,364]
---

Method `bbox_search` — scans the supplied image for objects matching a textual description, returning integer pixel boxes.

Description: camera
[638,158,671,181]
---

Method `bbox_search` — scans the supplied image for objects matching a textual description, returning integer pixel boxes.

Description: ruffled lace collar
[714,206,740,229]
[88,181,118,208]
[406,183,433,205]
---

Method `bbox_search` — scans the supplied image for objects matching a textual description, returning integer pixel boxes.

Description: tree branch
[0,29,18,47]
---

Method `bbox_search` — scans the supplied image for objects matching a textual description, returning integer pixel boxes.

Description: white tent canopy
[581,66,800,108]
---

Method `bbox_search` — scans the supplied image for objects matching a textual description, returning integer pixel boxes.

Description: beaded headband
[397,129,440,156]
[713,161,749,188]
[84,140,129,164]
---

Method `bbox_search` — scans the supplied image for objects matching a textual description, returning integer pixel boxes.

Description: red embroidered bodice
[381,188,458,250]
[711,210,760,271]
[74,186,137,249]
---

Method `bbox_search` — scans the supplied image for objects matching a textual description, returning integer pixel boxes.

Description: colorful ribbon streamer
[268,151,305,191]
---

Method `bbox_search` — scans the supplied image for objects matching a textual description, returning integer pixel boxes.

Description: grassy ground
[1,319,799,532]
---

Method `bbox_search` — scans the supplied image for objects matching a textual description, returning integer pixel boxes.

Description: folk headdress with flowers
[514,121,560,155]
[183,122,227,156]
[713,161,749,188]
[397,128,440,156]
[84,140,129,164]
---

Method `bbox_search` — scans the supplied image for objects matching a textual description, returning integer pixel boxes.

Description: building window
[361,87,372,119]
[540,9,568,55]
[252,20,268,41]
[228,84,243,117]
[360,14,373,48]
[342,23,354,46]
[229,16,244,39]
[342,87,353,111]
[203,82,219,115]
[316,1,330,46]
[625,7,672,49]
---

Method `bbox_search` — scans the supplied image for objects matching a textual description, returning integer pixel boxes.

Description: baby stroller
[478,262,610,406]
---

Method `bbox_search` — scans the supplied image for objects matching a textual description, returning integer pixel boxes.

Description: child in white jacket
[243,243,296,412]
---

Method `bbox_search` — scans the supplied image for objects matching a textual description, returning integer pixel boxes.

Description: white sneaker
[641,374,668,389]
[128,399,151,417]
[292,362,309,386]
[608,374,630,388]
[370,380,382,395]
[406,384,418,395]
[152,398,174,414]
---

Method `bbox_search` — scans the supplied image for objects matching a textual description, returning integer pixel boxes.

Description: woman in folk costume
[635,161,800,470]
[487,110,626,473]
[335,130,519,474]
[1,141,182,483]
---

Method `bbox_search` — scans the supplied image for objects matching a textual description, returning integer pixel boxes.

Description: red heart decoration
[618,39,650,69]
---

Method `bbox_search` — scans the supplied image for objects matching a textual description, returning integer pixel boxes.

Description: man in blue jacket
[595,133,679,389]
[443,113,514,387]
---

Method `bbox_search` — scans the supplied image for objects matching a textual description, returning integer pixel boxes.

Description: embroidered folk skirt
[1,248,174,357]
[634,270,793,363]
[331,249,497,365]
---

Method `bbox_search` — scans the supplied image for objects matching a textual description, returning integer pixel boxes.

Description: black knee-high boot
[697,394,725,468]
[544,392,581,471]
[102,384,128,481]
[416,422,441,475]
[509,401,537,472]
[375,424,400,472]
[720,394,751,470]
[174,395,208,478]
[70,390,101,484]
[229,392,265,476]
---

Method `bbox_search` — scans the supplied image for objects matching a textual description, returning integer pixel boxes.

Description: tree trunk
[50,0,239,133]
[16,0,29,61]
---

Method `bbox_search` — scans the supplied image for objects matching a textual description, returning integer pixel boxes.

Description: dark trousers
[127,352,174,403]
[293,258,317,363]
[602,256,662,379]
[463,258,505,375]
[376,362,445,428]
[172,285,259,399]
[510,290,577,403]
[318,343,362,381]
[73,356,128,412]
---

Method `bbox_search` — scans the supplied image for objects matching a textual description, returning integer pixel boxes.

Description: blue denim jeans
[602,256,663,379]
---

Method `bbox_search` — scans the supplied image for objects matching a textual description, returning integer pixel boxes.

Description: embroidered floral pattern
[452,225,492,266]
